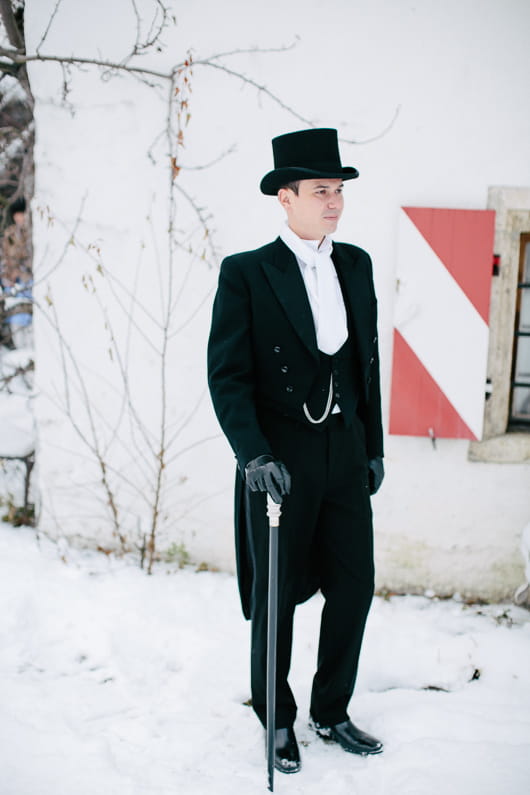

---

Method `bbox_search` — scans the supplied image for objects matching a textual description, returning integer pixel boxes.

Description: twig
[166,388,208,450]
[32,195,88,286]
[128,0,171,56]
[39,297,127,548]
[339,104,402,145]
[177,144,236,171]
[168,284,216,338]
[204,41,299,61]
[191,59,313,127]
[36,0,64,54]
[173,182,218,263]
[166,434,222,467]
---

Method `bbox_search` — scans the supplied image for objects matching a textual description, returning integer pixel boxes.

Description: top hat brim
[260,165,359,196]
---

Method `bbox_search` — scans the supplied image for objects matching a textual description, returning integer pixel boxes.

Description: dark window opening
[509,232,530,428]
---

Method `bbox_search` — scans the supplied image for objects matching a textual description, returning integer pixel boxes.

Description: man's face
[278,178,344,241]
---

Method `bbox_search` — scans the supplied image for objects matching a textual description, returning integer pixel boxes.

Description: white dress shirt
[279,221,348,355]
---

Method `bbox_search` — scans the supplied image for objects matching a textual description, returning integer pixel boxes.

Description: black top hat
[260,128,359,195]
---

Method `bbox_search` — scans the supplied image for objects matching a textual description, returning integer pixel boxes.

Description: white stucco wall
[28,0,530,598]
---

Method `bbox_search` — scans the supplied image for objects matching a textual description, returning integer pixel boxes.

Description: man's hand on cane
[245,455,291,505]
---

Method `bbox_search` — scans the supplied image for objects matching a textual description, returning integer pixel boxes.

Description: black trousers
[245,411,375,729]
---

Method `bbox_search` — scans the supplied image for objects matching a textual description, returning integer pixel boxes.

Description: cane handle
[266,494,282,527]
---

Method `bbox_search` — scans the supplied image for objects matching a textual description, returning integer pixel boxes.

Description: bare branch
[168,284,216,338]
[204,40,299,61]
[33,204,165,352]
[1,38,400,144]
[191,58,313,127]
[36,0,64,54]
[166,434,221,467]
[339,104,402,145]
[38,296,127,547]
[0,46,169,80]
[0,41,307,128]
[173,182,218,264]
[129,0,144,55]
[32,196,88,285]
[92,299,158,460]
[128,0,171,57]
[166,387,208,450]
[40,432,158,513]
[164,486,227,525]
[178,144,236,171]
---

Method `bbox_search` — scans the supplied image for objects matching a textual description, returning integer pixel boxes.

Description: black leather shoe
[312,719,383,755]
[273,727,301,773]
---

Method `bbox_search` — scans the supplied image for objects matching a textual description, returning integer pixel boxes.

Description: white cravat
[279,222,348,355]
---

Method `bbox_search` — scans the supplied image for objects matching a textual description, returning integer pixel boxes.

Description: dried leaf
[171,156,181,178]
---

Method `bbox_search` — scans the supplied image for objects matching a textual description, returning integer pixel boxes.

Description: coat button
[370,356,374,364]
[286,385,293,393]
[273,346,281,353]
[373,335,377,343]
[281,365,288,373]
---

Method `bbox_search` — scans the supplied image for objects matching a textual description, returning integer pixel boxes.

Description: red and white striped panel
[389,207,495,441]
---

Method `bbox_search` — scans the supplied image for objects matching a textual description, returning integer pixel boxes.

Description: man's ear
[278,188,291,211]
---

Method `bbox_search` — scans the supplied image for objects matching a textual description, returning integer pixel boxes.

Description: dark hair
[278,181,300,195]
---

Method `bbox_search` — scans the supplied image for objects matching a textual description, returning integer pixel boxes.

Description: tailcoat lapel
[332,244,373,377]
[260,238,319,361]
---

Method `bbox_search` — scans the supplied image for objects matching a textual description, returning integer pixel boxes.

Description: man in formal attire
[207,128,384,774]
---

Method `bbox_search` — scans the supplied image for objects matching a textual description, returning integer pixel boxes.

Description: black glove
[244,455,291,505]
[368,456,384,495]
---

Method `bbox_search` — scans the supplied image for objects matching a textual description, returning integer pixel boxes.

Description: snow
[514,523,530,606]
[0,344,34,460]
[1,523,529,795]
[0,393,34,458]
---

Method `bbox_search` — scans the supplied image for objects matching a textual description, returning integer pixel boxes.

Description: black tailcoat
[208,237,383,618]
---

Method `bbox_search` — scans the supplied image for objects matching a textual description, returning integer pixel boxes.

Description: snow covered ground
[0,344,35,517]
[1,523,529,795]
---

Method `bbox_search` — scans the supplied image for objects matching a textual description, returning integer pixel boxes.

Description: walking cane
[266,493,281,792]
